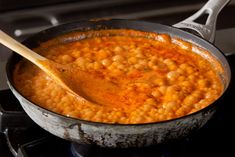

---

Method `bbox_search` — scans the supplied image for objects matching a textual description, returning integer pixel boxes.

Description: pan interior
[7,19,231,125]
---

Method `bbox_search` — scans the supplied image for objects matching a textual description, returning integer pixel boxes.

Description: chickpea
[167,71,179,81]
[151,65,159,70]
[163,59,177,70]
[113,46,123,53]
[179,63,188,70]
[71,50,81,58]
[75,57,86,68]
[112,55,124,62]
[183,94,200,105]
[163,101,175,112]
[128,57,138,64]
[135,49,144,58]
[138,59,148,66]
[158,34,171,43]
[186,66,194,74]
[134,63,144,70]
[198,79,210,88]
[101,59,112,67]
[98,49,109,59]
[178,76,185,81]
[148,61,155,68]
[145,98,156,105]
[153,78,167,86]
[158,86,167,95]
[151,89,162,98]
[93,61,103,70]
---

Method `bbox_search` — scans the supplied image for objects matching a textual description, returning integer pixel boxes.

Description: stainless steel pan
[6,0,231,148]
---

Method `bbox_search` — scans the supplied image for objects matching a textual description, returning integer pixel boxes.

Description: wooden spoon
[0,30,120,106]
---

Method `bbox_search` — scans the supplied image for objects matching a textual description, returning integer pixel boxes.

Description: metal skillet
[6,0,231,148]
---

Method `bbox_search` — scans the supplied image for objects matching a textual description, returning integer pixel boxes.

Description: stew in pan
[13,29,223,124]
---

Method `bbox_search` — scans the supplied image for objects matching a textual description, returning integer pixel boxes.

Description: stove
[1,0,235,157]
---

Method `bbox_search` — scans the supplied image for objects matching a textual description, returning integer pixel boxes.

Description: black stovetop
[0,56,235,157]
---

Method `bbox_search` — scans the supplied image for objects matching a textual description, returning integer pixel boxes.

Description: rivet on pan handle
[173,0,230,43]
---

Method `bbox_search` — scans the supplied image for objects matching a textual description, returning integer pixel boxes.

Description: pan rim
[6,19,231,127]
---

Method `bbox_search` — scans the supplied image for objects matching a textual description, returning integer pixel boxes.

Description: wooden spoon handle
[0,30,47,65]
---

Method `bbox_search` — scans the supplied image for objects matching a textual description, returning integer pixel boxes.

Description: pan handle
[173,0,230,43]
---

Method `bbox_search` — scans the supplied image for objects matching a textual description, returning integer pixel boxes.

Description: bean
[101,59,112,66]
[128,57,138,64]
[151,89,162,98]
[158,34,171,43]
[113,46,123,53]
[167,71,179,80]
[112,55,124,62]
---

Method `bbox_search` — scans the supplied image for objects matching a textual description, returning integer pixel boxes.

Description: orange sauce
[13,29,223,124]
